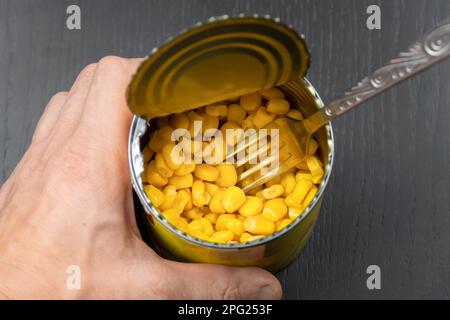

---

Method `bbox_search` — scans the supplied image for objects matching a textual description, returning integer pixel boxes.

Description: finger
[160,260,282,300]
[32,91,68,143]
[49,63,97,143]
[76,56,143,147]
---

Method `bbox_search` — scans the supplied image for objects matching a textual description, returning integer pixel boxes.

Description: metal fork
[236,17,450,193]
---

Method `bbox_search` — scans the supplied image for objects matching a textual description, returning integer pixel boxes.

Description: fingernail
[258,285,276,300]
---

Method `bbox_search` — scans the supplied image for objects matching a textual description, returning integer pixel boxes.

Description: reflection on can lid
[127,15,310,120]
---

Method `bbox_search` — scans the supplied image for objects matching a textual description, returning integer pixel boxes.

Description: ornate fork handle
[324,17,450,118]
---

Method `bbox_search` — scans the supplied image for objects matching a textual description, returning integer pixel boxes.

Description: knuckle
[49,91,68,104]
[97,55,125,74]
[220,285,241,300]
[76,63,97,82]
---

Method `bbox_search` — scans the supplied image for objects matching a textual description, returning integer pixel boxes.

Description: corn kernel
[306,155,324,184]
[302,186,318,208]
[159,185,177,210]
[169,113,189,130]
[255,190,265,200]
[286,109,303,120]
[192,180,209,207]
[241,115,255,129]
[194,164,219,182]
[243,215,275,235]
[262,198,288,222]
[146,161,168,187]
[187,218,214,237]
[209,189,226,214]
[155,153,173,178]
[288,206,304,219]
[220,121,243,145]
[144,185,164,207]
[307,138,319,156]
[168,173,193,190]
[183,207,204,219]
[184,187,194,210]
[266,98,290,115]
[215,214,237,231]
[238,196,263,217]
[276,218,293,231]
[204,182,219,196]
[205,104,228,117]
[227,104,247,125]
[295,171,313,182]
[280,172,296,195]
[188,111,203,138]
[258,87,285,99]
[173,163,195,176]
[240,92,262,111]
[224,218,245,237]
[288,179,313,204]
[204,212,219,224]
[222,186,246,213]
[149,126,173,152]
[210,230,234,243]
[262,184,285,199]
[201,114,220,132]
[162,144,183,170]
[215,164,237,187]
[252,107,276,128]
[161,209,186,229]
[172,189,191,215]
[239,232,264,243]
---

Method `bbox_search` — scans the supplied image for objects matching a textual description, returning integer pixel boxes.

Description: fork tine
[239,154,276,180]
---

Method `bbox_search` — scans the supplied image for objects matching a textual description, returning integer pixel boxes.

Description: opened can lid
[127,15,310,120]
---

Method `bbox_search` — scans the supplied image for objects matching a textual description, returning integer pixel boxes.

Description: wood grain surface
[1,0,449,299]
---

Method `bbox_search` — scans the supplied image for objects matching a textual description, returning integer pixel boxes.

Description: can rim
[128,77,335,249]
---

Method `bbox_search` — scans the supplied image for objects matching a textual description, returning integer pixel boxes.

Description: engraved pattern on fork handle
[324,18,450,118]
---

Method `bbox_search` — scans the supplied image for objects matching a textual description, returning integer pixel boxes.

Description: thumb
[161,260,282,300]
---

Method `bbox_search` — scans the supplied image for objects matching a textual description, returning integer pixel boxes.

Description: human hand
[0,56,282,300]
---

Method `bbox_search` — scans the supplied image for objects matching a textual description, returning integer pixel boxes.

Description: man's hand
[0,56,282,299]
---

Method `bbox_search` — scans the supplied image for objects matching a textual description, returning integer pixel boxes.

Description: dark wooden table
[1,0,449,299]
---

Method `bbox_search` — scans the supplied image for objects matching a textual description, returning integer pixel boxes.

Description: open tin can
[127,15,334,273]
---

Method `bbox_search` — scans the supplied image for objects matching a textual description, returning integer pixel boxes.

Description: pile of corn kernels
[141,87,325,244]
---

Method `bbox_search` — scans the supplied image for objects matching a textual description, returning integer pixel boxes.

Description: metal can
[127,16,334,273]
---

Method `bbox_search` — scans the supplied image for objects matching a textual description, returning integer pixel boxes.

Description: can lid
[127,15,310,120]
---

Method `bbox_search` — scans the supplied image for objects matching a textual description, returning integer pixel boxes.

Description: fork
[237,17,450,193]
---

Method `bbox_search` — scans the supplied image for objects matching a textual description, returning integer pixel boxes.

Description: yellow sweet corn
[252,107,276,128]
[258,87,285,99]
[286,109,303,120]
[240,92,262,111]
[261,198,288,222]
[168,173,193,190]
[262,184,285,199]
[306,155,324,184]
[222,186,246,213]
[169,112,189,130]
[243,215,275,235]
[238,196,263,217]
[266,98,290,115]
[144,185,164,207]
[227,104,247,125]
[209,189,226,214]
[205,104,228,117]
[215,164,237,187]
[155,153,174,178]
[194,164,219,182]
[210,230,234,243]
[146,161,168,187]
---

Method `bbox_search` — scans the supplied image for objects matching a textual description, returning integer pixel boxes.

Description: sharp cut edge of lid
[127,13,311,120]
